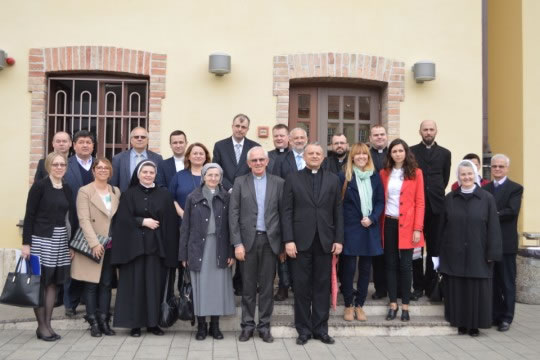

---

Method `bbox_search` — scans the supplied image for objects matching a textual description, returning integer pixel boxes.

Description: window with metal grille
[47,75,149,160]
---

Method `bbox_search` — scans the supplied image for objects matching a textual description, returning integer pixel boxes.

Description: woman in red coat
[380,139,425,322]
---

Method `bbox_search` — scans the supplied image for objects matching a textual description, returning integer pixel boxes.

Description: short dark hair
[169,130,187,143]
[233,113,250,125]
[463,153,481,163]
[272,124,289,133]
[73,130,95,144]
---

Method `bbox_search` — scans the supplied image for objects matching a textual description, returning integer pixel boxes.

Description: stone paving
[0,303,539,359]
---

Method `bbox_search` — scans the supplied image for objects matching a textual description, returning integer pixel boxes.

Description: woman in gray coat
[179,163,235,341]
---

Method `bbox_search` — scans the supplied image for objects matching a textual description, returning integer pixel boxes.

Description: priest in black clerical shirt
[282,143,344,346]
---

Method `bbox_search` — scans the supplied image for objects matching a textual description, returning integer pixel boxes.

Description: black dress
[439,187,502,329]
[111,184,179,329]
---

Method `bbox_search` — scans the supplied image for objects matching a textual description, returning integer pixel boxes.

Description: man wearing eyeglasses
[111,127,163,192]
[229,146,284,343]
[483,154,523,332]
[322,133,349,174]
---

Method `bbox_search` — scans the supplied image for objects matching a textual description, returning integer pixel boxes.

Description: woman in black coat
[179,163,235,341]
[437,160,502,336]
[22,152,75,342]
[111,160,179,337]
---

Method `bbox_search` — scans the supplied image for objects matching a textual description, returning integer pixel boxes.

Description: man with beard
[410,120,451,300]
[322,133,349,174]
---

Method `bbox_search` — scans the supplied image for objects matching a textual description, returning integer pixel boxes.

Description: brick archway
[27,46,167,183]
[272,52,404,138]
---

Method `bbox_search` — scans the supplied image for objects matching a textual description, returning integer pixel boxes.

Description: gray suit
[111,149,163,192]
[229,172,284,331]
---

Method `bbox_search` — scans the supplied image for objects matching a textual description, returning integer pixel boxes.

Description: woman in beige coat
[72,158,120,337]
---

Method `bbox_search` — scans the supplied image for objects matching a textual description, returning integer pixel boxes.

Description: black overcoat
[439,187,502,278]
[178,185,233,271]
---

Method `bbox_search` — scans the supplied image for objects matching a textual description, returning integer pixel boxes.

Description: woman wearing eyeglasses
[71,158,120,337]
[22,152,76,341]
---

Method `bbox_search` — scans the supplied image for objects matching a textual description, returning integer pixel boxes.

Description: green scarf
[353,166,373,216]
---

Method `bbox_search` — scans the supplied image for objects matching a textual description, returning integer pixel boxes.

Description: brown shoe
[273,287,288,301]
[355,306,367,321]
[343,306,354,321]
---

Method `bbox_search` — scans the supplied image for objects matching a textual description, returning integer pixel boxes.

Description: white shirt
[76,155,93,171]
[232,137,245,149]
[386,168,404,217]
[174,156,185,172]
[495,176,507,187]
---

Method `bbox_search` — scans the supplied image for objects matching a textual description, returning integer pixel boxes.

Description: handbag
[69,228,110,263]
[177,269,195,325]
[159,269,179,328]
[0,257,43,308]
[429,272,444,302]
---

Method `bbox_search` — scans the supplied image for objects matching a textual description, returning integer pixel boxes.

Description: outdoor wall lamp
[0,50,15,70]
[209,52,231,76]
[412,61,435,83]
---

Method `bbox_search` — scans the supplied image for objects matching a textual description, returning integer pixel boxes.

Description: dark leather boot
[84,314,102,337]
[209,316,224,340]
[196,316,207,341]
[97,313,116,336]
[273,287,288,301]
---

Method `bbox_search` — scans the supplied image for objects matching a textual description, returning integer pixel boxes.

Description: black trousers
[493,254,517,324]
[412,200,439,295]
[84,250,114,317]
[384,218,413,304]
[372,254,387,296]
[290,233,332,337]
[239,233,276,330]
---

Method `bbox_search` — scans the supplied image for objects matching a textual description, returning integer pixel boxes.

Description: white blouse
[386,168,404,217]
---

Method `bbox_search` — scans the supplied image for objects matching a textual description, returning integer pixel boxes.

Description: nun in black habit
[111,160,179,337]
[436,160,502,337]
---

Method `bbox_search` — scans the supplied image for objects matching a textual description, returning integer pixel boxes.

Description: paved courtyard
[0,303,539,359]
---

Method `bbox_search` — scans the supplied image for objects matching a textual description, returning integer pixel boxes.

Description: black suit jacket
[370,147,388,172]
[410,142,451,214]
[34,159,48,181]
[156,157,178,188]
[268,148,289,176]
[483,179,523,254]
[212,137,260,190]
[322,152,348,175]
[279,150,301,179]
[282,168,344,253]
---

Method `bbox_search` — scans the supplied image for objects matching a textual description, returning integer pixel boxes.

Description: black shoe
[130,328,141,337]
[51,332,61,340]
[196,318,207,341]
[458,327,467,335]
[238,329,254,342]
[84,315,102,337]
[274,287,288,301]
[313,333,335,344]
[386,306,398,321]
[65,308,76,317]
[296,334,310,345]
[497,321,510,332]
[371,292,387,300]
[401,310,410,322]
[209,317,224,340]
[259,329,274,343]
[97,313,116,336]
[469,328,479,337]
[36,330,56,342]
[147,326,164,336]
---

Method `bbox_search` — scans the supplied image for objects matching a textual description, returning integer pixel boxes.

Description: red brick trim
[272,53,405,139]
[27,46,167,183]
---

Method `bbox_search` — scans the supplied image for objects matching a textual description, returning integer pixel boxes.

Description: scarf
[353,166,373,216]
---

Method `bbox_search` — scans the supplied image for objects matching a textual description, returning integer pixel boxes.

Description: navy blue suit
[156,157,178,188]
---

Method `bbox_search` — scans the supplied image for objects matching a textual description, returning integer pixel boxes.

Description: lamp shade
[412,61,436,83]
[209,52,231,76]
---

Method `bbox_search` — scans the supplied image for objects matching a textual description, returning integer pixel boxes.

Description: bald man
[34,131,72,181]
[410,120,451,300]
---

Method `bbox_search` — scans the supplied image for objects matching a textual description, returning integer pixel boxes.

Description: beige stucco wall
[522,0,540,237]
[0,0,482,249]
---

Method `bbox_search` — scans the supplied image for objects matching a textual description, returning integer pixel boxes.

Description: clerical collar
[278,148,286,153]
[378,149,384,153]
[422,141,435,149]
[253,173,266,180]
[304,167,319,174]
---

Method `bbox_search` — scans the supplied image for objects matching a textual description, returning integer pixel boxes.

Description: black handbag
[430,272,444,302]
[177,269,195,325]
[0,258,43,308]
[159,269,179,328]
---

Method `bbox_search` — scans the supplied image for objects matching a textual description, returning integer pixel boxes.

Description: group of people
[21,113,523,344]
